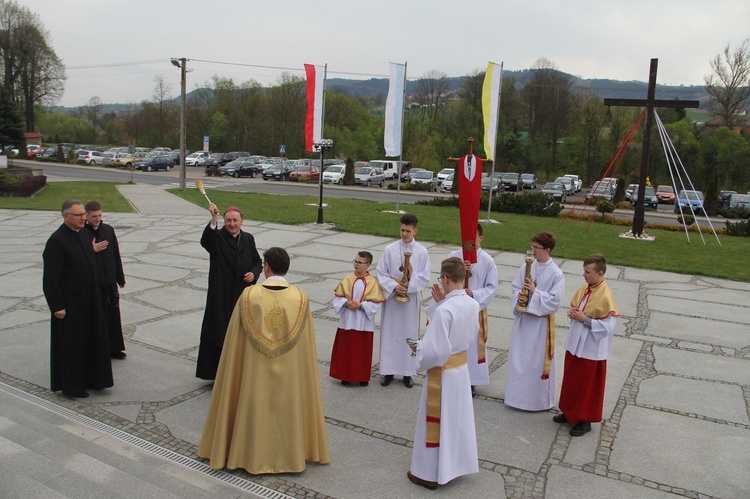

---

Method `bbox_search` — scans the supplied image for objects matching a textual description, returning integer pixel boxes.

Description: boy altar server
[555,254,619,436]
[407,257,479,490]
[329,251,385,386]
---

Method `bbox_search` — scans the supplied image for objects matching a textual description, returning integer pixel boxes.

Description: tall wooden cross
[604,59,699,236]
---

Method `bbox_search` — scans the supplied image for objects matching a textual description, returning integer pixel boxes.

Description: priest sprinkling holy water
[505,231,565,411]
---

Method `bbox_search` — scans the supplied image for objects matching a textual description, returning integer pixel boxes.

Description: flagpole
[316,64,328,224]
[486,62,503,221]
[396,62,407,213]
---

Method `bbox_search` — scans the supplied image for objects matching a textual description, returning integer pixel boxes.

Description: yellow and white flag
[482,61,503,161]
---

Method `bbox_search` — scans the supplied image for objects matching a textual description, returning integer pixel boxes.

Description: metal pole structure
[171,57,187,191]
[179,58,187,191]
[317,145,325,224]
[396,62,407,214]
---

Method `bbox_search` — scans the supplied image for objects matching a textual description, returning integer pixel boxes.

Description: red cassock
[457,154,483,263]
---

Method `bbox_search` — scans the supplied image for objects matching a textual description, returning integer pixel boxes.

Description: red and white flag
[304,64,326,152]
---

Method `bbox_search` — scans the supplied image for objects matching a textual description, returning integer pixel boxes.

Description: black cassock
[85,221,126,353]
[43,224,113,396]
[196,224,262,380]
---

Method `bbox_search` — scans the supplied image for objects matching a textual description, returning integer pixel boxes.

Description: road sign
[203,136,210,152]
[280,144,286,155]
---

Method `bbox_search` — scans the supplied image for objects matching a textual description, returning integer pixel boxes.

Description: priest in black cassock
[85,200,127,359]
[43,199,114,398]
[196,203,262,380]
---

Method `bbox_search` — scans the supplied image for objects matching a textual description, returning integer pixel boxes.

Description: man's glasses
[65,212,86,217]
[352,260,367,265]
[532,245,544,250]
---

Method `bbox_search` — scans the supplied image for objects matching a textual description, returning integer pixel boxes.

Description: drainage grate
[0,382,293,499]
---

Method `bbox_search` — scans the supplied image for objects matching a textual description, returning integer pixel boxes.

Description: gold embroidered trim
[240,285,309,358]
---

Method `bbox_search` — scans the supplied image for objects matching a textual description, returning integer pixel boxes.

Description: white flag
[384,62,406,157]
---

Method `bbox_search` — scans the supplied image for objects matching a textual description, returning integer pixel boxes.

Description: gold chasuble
[198,281,330,474]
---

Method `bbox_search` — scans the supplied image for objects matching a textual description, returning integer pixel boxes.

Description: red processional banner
[457,154,483,263]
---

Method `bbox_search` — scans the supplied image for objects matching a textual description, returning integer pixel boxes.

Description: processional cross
[604,59,699,236]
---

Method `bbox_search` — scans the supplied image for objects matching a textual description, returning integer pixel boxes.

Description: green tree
[0,85,23,150]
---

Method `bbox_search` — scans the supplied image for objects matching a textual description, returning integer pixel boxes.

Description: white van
[367,160,409,180]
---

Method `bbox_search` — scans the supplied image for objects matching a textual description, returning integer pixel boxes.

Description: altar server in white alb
[376,213,431,389]
[407,257,479,491]
[555,254,619,437]
[505,232,565,411]
[448,224,497,395]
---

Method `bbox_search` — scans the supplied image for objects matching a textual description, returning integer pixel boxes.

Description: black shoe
[403,376,414,388]
[380,375,394,386]
[111,351,127,359]
[341,380,351,386]
[553,413,568,424]
[407,471,437,490]
[359,381,369,386]
[570,422,591,437]
[65,390,89,398]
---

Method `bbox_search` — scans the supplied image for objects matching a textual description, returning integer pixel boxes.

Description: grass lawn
[169,189,748,282]
[3,181,746,281]
[0,182,134,213]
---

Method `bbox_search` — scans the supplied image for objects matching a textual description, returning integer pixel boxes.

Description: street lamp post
[171,58,187,191]
[313,139,333,224]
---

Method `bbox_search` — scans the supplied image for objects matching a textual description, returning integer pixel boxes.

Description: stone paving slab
[0,195,748,498]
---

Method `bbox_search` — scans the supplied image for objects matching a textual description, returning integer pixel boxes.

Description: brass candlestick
[515,249,534,312]
[393,252,412,303]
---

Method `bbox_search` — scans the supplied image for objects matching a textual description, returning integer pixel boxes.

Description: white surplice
[411,290,479,485]
[375,239,430,376]
[448,248,498,385]
[333,279,381,332]
[505,258,564,411]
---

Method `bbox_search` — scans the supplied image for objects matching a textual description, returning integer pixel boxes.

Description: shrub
[416,191,562,217]
[0,174,46,197]
[716,206,750,219]
[615,201,633,210]
[596,199,616,214]
[725,219,750,237]
[677,214,695,226]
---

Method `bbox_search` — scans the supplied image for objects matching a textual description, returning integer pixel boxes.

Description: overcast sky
[23,0,750,107]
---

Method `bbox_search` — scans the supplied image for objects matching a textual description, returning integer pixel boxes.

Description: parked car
[205,152,230,167]
[322,164,346,184]
[186,151,211,166]
[114,152,146,168]
[436,168,454,185]
[632,186,658,208]
[439,172,455,193]
[402,168,425,182]
[134,156,174,172]
[624,183,639,201]
[248,155,268,165]
[655,185,676,204]
[77,150,104,165]
[520,173,537,189]
[587,180,615,201]
[410,170,438,191]
[262,163,294,181]
[219,159,259,178]
[288,165,320,182]
[718,190,737,208]
[563,174,583,192]
[166,150,191,165]
[354,167,386,187]
[499,172,522,192]
[674,190,705,214]
[728,193,750,212]
[554,176,575,195]
[541,182,567,203]
[481,175,502,195]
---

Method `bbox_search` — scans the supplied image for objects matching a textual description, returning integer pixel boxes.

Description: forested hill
[326,71,708,106]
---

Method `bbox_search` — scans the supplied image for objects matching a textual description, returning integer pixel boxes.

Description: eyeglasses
[532,245,544,250]
[65,212,87,217]
[352,260,367,265]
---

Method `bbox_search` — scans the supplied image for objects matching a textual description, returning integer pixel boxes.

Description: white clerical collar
[266,275,287,282]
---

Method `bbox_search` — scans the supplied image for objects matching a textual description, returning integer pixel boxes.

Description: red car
[655,185,675,204]
[288,165,320,182]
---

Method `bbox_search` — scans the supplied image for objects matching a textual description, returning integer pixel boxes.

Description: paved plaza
[0,183,748,498]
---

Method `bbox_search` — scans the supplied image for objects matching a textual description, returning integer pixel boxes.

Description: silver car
[411,170,438,191]
[354,167,385,187]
